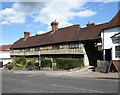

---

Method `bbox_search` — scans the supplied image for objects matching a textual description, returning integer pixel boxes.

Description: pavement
[2,66,119,79]
[2,69,119,93]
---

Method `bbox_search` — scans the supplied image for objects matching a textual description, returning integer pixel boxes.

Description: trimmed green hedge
[41,59,52,68]
[56,58,84,70]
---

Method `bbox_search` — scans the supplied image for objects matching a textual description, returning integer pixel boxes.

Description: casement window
[20,49,23,52]
[115,46,120,58]
[35,47,40,51]
[69,42,79,49]
[113,37,120,43]
[25,48,30,52]
[52,44,60,49]
[18,49,23,53]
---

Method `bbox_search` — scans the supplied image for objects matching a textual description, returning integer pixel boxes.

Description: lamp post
[38,54,41,70]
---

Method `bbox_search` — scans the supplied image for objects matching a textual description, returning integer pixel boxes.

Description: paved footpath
[2,67,119,79]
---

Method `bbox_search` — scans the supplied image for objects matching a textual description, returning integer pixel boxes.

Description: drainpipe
[103,30,105,61]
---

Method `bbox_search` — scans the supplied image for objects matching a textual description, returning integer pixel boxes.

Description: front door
[0,61,3,68]
[105,49,112,61]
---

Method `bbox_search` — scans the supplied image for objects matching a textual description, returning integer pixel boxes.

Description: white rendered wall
[0,51,11,65]
[111,37,120,60]
[0,51,10,58]
[101,27,119,49]
[101,26,120,60]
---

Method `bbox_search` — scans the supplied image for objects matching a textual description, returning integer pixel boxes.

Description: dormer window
[69,42,79,49]
[35,47,40,51]
[112,37,120,43]
[19,49,23,53]
[25,48,30,52]
[52,44,60,49]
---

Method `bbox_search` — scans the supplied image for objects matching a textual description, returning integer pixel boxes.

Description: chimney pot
[24,32,30,38]
[86,21,95,27]
[51,20,58,32]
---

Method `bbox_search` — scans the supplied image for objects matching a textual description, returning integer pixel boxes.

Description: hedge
[56,58,84,70]
[41,59,52,68]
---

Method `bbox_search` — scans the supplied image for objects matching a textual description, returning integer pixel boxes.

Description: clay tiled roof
[75,11,120,41]
[11,25,80,49]
[73,23,108,41]
[11,11,120,49]
[107,10,120,29]
[0,44,12,51]
[110,32,120,38]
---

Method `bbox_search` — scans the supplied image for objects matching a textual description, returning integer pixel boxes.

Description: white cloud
[85,0,119,2]
[1,0,119,2]
[76,10,97,17]
[0,2,46,25]
[1,1,97,27]
[0,21,10,25]
[37,30,47,34]
[13,2,46,14]
[33,0,91,28]
[0,8,25,25]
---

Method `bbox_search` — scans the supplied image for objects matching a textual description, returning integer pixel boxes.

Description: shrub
[5,62,14,70]
[41,59,52,68]
[56,58,84,70]
[14,56,26,67]
[20,56,26,66]
[26,59,38,70]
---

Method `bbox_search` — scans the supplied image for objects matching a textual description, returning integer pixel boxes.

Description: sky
[0,0,120,45]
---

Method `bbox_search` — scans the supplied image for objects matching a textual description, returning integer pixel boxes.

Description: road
[2,70,119,93]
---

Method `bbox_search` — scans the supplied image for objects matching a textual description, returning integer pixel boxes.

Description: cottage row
[1,11,120,71]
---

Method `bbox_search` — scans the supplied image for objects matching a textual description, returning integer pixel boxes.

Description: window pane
[52,45,59,49]
[115,46,120,51]
[35,47,40,51]
[115,46,120,58]
[26,48,30,52]
[69,43,79,49]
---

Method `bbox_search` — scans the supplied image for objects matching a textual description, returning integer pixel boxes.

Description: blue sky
[0,1,119,45]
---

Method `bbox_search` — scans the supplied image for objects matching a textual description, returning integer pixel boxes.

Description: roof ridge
[81,22,109,29]
[0,44,12,47]
[58,24,80,30]
[22,24,80,39]
[109,10,120,23]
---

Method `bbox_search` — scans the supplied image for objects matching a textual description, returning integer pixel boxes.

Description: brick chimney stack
[86,21,95,27]
[24,32,30,38]
[51,20,58,32]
